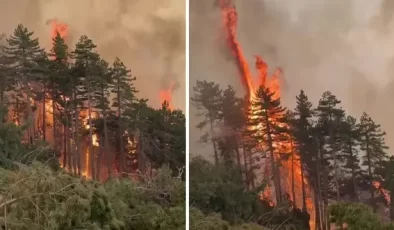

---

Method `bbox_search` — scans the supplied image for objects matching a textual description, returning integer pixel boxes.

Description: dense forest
[190,80,394,230]
[0,24,185,229]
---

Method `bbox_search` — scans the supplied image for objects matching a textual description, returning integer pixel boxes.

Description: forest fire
[48,19,68,39]
[159,81,176,110]
[48,20,96,179]
[373,181,391,206]
[218,0,315,227]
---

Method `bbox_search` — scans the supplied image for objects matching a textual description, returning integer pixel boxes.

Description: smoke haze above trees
[190,0,394,157]
[0,0,185,110]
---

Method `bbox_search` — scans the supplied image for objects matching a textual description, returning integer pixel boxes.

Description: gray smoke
[0,0,185,110]
[190,0,394,158]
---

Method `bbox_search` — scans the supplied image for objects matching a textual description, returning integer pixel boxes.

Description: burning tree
[0,23,185,183]
[191,1,394,229]
[359,112,389,211]
[246,85,288,203]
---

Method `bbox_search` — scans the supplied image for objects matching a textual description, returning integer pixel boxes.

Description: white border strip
[185,0,190,228]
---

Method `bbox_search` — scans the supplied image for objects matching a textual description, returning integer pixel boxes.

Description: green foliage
[110,57,139,115]
[189,207,230,230]
[359,112,389,177]
[190,156,309,229]
[104,165,185,230]
[329,202,394,230]
[190,156,263,224]
[0,104,57,170]
[190,207,270,230]
[0,163,185,230]
[0,162,122,230]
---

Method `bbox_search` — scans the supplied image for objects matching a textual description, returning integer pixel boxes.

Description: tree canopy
[0,24,185,229]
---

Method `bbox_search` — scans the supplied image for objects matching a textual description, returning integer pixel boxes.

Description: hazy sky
[0,0,185,111]
[190,0,394,159]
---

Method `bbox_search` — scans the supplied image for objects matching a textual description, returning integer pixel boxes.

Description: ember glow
[159,81,176,110]
[48,19,68,39]
[218,0,315,227]
[373,181,391,206]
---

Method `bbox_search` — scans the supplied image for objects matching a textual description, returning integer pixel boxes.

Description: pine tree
[292,90,314,212]
[247,85,287,203]
[359,112,389,210]
[2,24,44,143]
[219,85,245,171]
[92,59,112,179]
[47,32,72,168]
[340,115,362,200]
[0,33,9,107]
[285,110,298,207]
[72,35,100,178]
[191,80,222,166]
[110,57,139,174]
[380,156,394,220]
[316,91,345,203]
[162,107,186,174]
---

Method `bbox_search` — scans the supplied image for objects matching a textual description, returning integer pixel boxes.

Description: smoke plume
[190,0,394,158]
[0,0,185,110]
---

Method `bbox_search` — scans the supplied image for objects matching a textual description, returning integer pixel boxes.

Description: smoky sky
[0,0,185,111]
[190,0,394,159]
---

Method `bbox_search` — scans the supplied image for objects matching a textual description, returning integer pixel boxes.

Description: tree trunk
[116,84,124,173]
[316,139,325,230]
[62,124,67,168]
[0,89,5,123]
[266,125,281,202]
[0,89,3,104]
[248,148,255,189]
[52,98,56,148]
[349,141,358,201]
[42,89,46,141]
[71,117,77,175]
[242,142,250,189]
[323,163,329,230]
[264,112,281,203]
[314,187,321,230]
[15,97,19,125]
[66,129,71,171]
[137,130,146,176]
[23,78,34,145]
[390,189,394,221]
[87,89,95,179]
[366,136,376,211]
[97,132,104,180]
[291,140,296,208]
[103,111,111,179]
[210,118,219,166]
[300,155,307,212]
[64,103,72,171]
[74,98,81,176]
[234,136,242,173]
[329,123,340,202]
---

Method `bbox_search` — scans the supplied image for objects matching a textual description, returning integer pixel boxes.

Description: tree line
[0,24,185,181]
[191,80,393,229]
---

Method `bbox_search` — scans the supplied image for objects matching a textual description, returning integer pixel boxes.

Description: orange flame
[49,19,68,39]
[159,81,176,110]
[218,0,314,228]
[373,181,391,206]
